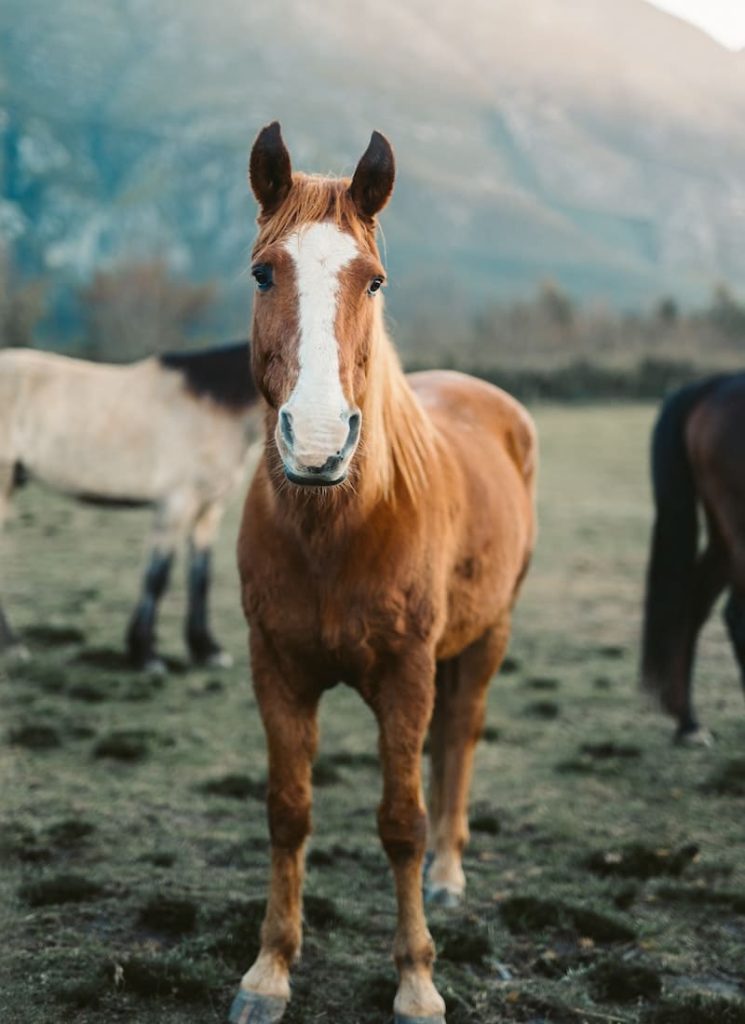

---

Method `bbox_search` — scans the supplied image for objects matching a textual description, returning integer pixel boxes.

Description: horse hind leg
[425,618,511,907]
[185,499,232,668]
[723,590,745,694]
[125,498,192,672]
[0,461,27,659]
[672,536,728,746]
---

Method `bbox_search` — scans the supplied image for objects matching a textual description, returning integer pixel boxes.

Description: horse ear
[349,131,395,219]
[249,121,293,214]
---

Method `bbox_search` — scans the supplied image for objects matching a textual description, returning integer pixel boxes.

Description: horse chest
[246,560,435,678]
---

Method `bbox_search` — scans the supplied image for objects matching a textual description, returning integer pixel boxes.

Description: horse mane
[160,341,257,411]
[253,174,376,256]
[358,306,436,506]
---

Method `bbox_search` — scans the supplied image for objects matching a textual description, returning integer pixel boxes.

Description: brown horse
[232,123,536,1024]
[642,371,745,744]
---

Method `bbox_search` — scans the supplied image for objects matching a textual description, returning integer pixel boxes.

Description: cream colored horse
[0,342,258,670]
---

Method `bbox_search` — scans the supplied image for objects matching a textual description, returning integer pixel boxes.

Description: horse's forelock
[253,173,377,258]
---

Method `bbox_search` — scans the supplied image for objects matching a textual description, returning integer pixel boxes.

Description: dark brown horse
[641,371,745,743]
[231,123,536,1023]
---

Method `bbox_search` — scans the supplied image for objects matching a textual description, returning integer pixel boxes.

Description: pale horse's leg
[185,499,232,668]
[125,494,196,672]
[0,460,27,659]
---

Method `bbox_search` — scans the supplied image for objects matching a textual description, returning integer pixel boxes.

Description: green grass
[2,404,745,1023]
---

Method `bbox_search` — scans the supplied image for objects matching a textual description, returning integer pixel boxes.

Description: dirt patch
[324,750,379,769]
[9,722,61,749]
[139,893,198,935]
[524,676,561,691]
[46,817,96,847]
[702,758,745,797]
[19,872,104,906]
[586,843,699,879]
[499,895,635,943]
[500,656,520,675]
[642,994,745,1024]
[432,917,492,965]
[312,755,343,786]
[22,624,86,647]
[117,953,221,1002]
[588,957,662,1002]
[67,680,110,702]
[597,644,625,659]
[470,810,501,835]
[303,894,345,930]
[93,729,154,762]
[579,741,642,759]
[654,884,745,914]
[523,699,561,720]
[207,897,265,967]
[200,772,265,800]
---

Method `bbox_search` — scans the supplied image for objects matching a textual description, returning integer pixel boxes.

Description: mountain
[1,0,745,335]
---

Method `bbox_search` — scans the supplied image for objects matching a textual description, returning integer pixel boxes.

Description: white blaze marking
[282,222,358,466]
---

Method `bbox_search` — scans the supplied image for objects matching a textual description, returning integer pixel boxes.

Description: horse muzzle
[276,406,361,488]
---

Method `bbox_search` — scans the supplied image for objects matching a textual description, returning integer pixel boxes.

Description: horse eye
[252,264,273,292]
[368,275,384,296]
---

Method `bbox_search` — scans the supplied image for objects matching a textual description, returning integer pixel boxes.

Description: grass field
[2,403,745,1024]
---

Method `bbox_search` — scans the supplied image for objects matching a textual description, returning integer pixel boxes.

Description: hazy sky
[648,0,745,49]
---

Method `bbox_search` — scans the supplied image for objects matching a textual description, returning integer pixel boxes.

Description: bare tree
[79,259,215,361]
[0,248,46,349]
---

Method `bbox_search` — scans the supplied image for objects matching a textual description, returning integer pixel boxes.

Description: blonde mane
[255,173,437,507]
[360,307,437,505]
[253,173,376,257]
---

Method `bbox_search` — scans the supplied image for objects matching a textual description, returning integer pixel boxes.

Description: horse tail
[640,375,723,709]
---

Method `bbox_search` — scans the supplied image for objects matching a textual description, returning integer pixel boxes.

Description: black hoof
[229,988,287,1024]
[394,1016,447,1023]
[674,724,713,747]
[194,648,233,669]
[424,882,462,908]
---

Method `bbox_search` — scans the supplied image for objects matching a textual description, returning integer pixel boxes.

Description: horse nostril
[348,411,361,440]
[279,409,294,448]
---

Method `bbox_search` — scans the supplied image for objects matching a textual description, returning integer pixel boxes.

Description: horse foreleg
[426,621,509,906]
[231,637,318,1024]
[126,548,174,672]
[373,651,445,1024]
[185,501,231,667]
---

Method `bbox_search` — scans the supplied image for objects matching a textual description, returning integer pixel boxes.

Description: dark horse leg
[724,589,745,694]
[185,501,232,667]
[126,548,174,672]
[126,498,188,671]
[673,536,728,743]
[426,618,510,906]
[0,460,26,658]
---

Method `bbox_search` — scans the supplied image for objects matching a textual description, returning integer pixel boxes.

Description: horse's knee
[267,789,311,851]
[378,799,427,864]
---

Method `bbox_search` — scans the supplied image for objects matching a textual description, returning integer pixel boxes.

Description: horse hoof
[229,988,287,1023]
[394,1016,447,1023]
[205,649,234,670]
[424,882,462,908]
[143,657,168,677]
[675,726,714,748]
